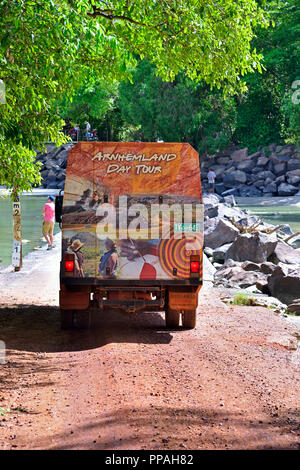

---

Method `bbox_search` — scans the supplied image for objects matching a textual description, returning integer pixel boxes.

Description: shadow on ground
[0,305,173,353]
[32,405,300,450]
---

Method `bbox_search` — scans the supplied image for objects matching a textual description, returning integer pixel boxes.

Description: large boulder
[268,267,300,304]
[46,169,57,183]
[217,156,230,165]
[214,183,227,195]
[277,183,299,196]
[256,170,276,181]
[257,157,269,167]
[275,175,285,185]
[214,203,246,221]
[256,280,271,295]
[56,149,69,165]
[239,185,262,197]
[205,205,219,218]
[263,183,277,194]
[287,159,300,171]
[212,165,226,180]
[47,181,58,189]
[223,195,236,207]
[253,179,265,188]
[236,160,256,172]
[203,194,220,208]
[287,300,300,316]
[213,243,232,263]
[260,261,278,275]
[273,162,286,176]
[286,169,300,178]
[286,175,300,186]
[269,241,300,265]
[204,219,239,249]
[231,148,248,162]
[223,170,247,186]
[215,265,267,289]
[203,252,216,282]
[241,261,261,272]
[225,232,277,263]
[57,180,65,190]
[248,151,261,160]
[224,165,236,174]
[278,145,295,157]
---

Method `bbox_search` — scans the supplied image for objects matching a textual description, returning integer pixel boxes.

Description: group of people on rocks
[69,121,97,141]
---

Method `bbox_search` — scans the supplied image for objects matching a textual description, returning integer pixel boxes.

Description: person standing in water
[42,196,55,250]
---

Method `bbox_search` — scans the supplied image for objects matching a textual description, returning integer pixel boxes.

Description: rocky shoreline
[203,193,300,315]
[201,144,300,197]
[36,142,300,198]
[35,142,74,190]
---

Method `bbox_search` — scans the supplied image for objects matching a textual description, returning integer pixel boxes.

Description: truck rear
[58,142,203,329]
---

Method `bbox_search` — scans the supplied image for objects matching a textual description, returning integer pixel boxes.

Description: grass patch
[285,310,297,316]
[233,293,256,306]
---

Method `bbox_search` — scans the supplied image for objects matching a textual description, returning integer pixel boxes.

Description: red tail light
[65,260,74,272]
[190,261,200,273]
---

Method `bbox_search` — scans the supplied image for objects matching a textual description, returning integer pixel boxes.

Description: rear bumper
[60,276,202,287]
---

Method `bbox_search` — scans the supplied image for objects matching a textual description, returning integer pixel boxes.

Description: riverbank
[201,144,300,198]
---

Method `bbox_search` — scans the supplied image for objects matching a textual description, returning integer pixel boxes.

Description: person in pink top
[42,196,55,250]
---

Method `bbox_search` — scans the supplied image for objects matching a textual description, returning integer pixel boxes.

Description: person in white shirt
[85,121,91,139]
[207,169,216,193]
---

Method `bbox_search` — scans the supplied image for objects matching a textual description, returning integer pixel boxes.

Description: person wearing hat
[68,239,85,277]
[42,196,55,250]
[98,238,118,279]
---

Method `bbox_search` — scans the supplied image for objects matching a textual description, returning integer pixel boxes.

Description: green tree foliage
[119,60,237,154]
[0,0,132,193]
[281,84,300,145]
[233,0,300,150]
[58,78,123,140]
[0,0,270,194]
[83,0,269,92]
[60,1,299,154]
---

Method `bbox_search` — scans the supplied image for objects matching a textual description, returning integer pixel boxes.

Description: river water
[0,195,299,267]
[236,196,300,234]
[0,195,59,266]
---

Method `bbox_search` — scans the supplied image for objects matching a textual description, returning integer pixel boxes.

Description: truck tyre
[182,309,196,329]
[60,309,74,330]
[166,308,180,328]
[76,309,91,329]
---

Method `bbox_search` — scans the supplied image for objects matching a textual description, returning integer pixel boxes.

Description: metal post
[12,190,22,271]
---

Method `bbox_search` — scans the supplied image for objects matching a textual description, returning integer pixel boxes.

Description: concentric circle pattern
[159,233,203,278]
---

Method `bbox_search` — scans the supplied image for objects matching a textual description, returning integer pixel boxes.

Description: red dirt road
[0,243,299,450]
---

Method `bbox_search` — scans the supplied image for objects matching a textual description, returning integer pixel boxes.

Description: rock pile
[35,142,75,190]
[201,144,300,197]
[203,193,300,313]
[37,142,299,196]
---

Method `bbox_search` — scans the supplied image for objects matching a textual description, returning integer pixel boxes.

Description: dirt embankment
[0,243,299,450]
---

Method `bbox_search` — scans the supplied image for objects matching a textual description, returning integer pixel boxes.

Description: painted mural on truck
[62,142,203,281]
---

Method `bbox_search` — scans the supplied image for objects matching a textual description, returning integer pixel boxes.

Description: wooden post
[12,190,22,271]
